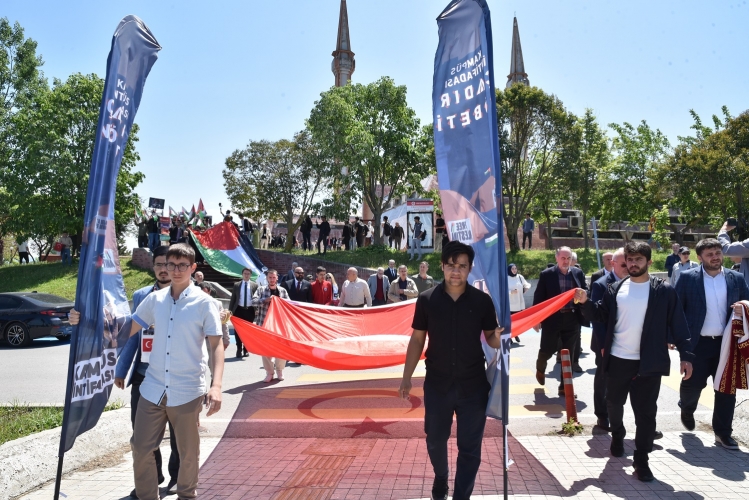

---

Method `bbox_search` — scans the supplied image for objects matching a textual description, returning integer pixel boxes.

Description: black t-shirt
[412,283,498,395]
[146,217,158,233]
[383,222,392,236]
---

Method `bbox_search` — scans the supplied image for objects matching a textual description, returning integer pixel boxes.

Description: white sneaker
[275,370,284,381]
[263,372,273,383]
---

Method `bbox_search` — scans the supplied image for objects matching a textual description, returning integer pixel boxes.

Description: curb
[0,408,131,499]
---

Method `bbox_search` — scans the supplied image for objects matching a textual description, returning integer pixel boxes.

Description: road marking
[661,368,715,410]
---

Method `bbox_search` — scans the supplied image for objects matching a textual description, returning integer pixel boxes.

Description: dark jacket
[281,278,313,303]
[384,267,398,283]
[665,252,680,278]
[317,220,331,236]
[673,267,749,351]
[582,276,694,377]
[590,268,607,285]
[229,280,258,314]
[590,272,618,352]
[533,265,590,330]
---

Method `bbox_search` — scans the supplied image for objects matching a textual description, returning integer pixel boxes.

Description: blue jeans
[410,237,422,259]
[61,248,71,266]
[148,233,160,251]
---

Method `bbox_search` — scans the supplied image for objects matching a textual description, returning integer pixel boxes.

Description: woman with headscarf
[508,263,531,343]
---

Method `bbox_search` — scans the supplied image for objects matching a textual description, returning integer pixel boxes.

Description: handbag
[53,242,63,251]
[419,231,426,241]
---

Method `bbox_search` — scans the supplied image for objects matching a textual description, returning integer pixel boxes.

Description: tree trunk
[372,206,382,245]
[546,218,554,250]
[582,210,589,250]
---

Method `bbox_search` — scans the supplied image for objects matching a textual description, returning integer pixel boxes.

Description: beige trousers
[262,356,286,373]
[259,238,268,249]
[132,395,203,500]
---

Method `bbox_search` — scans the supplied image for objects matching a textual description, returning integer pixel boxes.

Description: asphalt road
[3,325,743,441]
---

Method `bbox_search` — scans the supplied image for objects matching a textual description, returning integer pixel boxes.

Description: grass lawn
[0,258,155,301]
[264,245,687,280]
[0,399,124,446]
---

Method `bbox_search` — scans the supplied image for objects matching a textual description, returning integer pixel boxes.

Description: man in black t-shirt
[399,241,502,500]
[382,216,393,248]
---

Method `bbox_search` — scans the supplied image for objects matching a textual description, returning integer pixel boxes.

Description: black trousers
[233,307,255,353]
[302,232,311,250]
[593,351,608,420]
[317,234,328,254]
[606,356,661,466]
[343,236,351,250]
[424,381,488,500]
[522,231,532,249]
[537,313,581,387]
[131,372,178,482]
[680,336,736,438]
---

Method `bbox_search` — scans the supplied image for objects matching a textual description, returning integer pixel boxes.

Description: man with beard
[578,242,693,482]
[674,238,749,450]
[114,246,179,496]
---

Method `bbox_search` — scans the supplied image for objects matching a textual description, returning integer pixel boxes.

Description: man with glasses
[399,241,503,500]
[252,269,290,382]
[229,268,258,358]
[281,266,312,302]
[113,245,178,497]
[70,244,224,500]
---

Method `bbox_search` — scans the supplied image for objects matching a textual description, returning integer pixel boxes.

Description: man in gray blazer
[674,238,749,450]
[718,219,749,284]
[367,267,391,306]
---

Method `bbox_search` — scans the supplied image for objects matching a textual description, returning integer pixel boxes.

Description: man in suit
[282,266,313,302]
[384,260,398,283]
[367,267,390,306]
[228,268,258,358]
[533,246,590,396]
[665,242,681,281]
[674,238,749,450]
[590,252,614,284]
[589,248,626,430]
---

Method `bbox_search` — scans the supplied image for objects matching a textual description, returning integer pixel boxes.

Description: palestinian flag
[197,198,207,219]
[169,206,177,217]
[135,205,144,220]
[189,221,267,284]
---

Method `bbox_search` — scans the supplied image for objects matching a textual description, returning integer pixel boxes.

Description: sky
[4,0,749,247]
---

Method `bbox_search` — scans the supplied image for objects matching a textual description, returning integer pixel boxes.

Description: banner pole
[503,423,509,500]
[52,455,65,499]
[593,217,601,269]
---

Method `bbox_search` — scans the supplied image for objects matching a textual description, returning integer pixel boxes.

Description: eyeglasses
[166,262,191,272]
[154,263,167,269]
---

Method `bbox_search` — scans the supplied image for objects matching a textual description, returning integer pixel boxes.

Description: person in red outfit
[310,266,333,305]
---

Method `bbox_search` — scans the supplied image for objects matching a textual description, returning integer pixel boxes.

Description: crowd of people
[64,213,749,499]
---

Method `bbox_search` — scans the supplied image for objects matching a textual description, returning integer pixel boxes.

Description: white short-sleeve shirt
[133,285,221,406]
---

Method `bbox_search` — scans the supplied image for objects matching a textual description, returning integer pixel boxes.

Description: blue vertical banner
[60,16,160,453]
[433,0,511,422]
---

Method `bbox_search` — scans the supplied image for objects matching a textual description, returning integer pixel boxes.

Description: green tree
[307,77,429,244]
[497,84,577,252]
[223,130,331,253]
[1,73,143,260]
[725,110,749,240]
[0,18,45,263]
[567,110,610,250]
[599,121,670,227]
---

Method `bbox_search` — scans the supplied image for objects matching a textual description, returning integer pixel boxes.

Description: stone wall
[255,250,378,287]
[131,247,153,270]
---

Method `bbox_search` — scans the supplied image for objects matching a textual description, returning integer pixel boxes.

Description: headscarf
[508,263,518,277]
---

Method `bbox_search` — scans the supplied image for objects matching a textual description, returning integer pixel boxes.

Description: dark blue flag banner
[433,0,511,422]
[59,15,160,454]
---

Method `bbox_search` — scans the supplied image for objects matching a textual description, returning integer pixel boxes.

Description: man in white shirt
[339,267,372,308]
[69,244,224,500]
[228,268,258,358]
[578,241,693,483]
[674,238,749,450]
[384,260,398,283]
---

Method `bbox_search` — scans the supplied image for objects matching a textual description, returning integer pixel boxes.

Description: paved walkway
[21,430,749,499]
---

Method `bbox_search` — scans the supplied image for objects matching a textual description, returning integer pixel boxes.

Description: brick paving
[22,430,748,499]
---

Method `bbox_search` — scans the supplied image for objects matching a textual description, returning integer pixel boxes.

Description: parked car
[0,292,74,347]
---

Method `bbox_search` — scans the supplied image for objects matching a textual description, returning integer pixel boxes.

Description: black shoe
[681,410,695,431]
[653,430,663,440]
[633,463,654,482]
[243,348,249,357]
[513,336,521,343]
[431,477,448,500]
[596,418,610,432]
[572,363,584,373]
[610,438,624,457]
[130,488,138,499]
[715,435,740,450]
[236,350,243,358]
